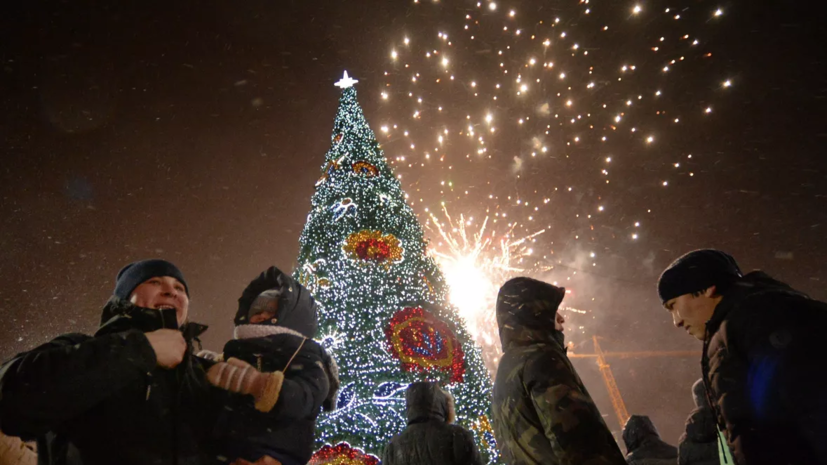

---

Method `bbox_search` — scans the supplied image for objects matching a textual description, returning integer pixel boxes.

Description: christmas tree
[295,72,497,464]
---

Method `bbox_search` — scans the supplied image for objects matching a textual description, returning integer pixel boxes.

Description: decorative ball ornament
[343,230,403,264]
[385,306,466,382]
[309,443,379,465]
[352,161,379,177]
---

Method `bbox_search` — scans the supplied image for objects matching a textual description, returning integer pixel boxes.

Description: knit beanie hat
[114,259,189,301]
[248,289,282,323]
[657,249,742,303]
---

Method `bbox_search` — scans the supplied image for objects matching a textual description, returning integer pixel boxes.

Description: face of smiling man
[130,276,190,326]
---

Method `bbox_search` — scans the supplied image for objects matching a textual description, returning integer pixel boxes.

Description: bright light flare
[426,206,545,367]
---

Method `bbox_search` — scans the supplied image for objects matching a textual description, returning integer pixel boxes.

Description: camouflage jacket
[492,277,626,465]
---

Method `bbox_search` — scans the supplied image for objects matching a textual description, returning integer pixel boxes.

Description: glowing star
[335,71,359,89]
[633,5,642,14]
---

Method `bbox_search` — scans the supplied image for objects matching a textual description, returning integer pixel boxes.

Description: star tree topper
[335,70,359,89]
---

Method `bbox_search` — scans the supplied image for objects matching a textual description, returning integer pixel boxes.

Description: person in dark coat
[382,382,482,465]
[678,379,719,465]
[659,249,827,465]
[621,415,678,465]
[0,259,255,465]
[202,266,339,465]
[491,277,626,465]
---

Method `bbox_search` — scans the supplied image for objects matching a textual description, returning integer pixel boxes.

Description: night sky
[1,0,825,447]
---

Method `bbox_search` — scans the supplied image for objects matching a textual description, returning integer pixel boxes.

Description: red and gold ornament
[309,443,379,465]
[343,230,403,264]
[385,306,466,382]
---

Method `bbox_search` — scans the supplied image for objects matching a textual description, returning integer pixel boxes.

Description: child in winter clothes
[202,266,339,465]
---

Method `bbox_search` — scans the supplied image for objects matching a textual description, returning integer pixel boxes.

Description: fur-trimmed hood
[405,381,456,425]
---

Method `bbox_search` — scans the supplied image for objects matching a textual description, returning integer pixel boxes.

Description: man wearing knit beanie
[657,249,827,465]
[657,249,743,341]
[0,259,231,465]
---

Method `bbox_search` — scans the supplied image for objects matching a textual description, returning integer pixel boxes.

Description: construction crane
[592,336,630,429]
[568,338,701,430]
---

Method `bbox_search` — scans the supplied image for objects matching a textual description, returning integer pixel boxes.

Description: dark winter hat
[657,249,742,304]
[248,289,282,321]
[114,259,189,301]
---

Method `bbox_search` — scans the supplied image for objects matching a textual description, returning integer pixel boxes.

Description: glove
[236,266,286,325]
[196,349,223,362]
[206,357,284,412]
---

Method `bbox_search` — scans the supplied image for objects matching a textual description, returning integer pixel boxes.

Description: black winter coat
[213,328,335,465]
[702,271,827,465]
[0,299,220,465]
[382,382,483,465]
[678,380,718,465]
[622,415,678,465]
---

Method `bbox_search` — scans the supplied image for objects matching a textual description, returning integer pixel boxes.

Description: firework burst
[426,204,545,372]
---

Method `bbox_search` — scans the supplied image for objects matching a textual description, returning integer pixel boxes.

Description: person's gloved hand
[145,329,187,369]
[196,349,223,362]
[235,266,286,325]
[206,357,284,412]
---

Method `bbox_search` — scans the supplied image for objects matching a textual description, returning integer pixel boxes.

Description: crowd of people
[0,249,824,465]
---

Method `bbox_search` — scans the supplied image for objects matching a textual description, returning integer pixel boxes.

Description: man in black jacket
[0,259,273,465]
[382,382,482,465]
[658,249,827,465]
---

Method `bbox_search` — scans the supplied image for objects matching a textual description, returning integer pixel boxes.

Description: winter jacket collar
[234,324,306,340]
[97,297,208,340]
